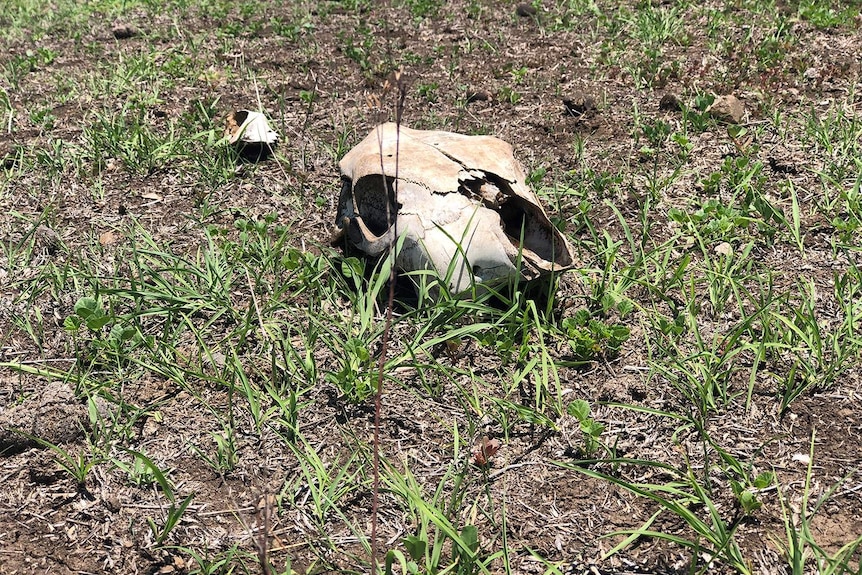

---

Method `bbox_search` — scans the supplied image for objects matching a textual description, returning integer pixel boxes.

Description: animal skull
[334,123,575,293]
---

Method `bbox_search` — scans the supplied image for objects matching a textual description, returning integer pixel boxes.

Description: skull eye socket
[352,175,401,237]
[233,110,249,125]
[498,196,572,266]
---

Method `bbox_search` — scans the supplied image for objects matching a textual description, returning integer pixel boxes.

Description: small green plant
[339,27,375,73]
[797,0,859,28]
[509,65,528,84]
[64,295,141,367]
[330,337,373,398]
[316,250,404,404]
[774,430,862,575]
[635,118,671,157]
[190,427,239,474]
[83,105,187,175]
[403,0,444,19]
[384,461,499,575]
[680,92,715,132]
[284,439,361,527]
[498,86,522,104]
[114,449,161,487]
[818,163,862,244]
[175,545,248,575]
[65,296,112,333]
[148,493,195,546]
[416,82,439,103]
[396,526,481,575]
[566,399,605,456]
[670,156,782,244]
[18,433,102,489]
[710,441,775,515]
[561,310,630,361]
[119,449,195,546]
[769,277,861,413]
[555,457,752,574]
[669,200,752,243]
[729,470,774,515]
[269,15,315,40]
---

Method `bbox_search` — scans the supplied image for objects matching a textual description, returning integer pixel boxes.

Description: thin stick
[370,69,406,575]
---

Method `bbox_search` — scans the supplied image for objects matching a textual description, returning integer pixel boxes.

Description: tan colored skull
[334,123,575,293]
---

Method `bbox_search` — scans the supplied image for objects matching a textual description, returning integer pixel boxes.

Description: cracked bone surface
[335,123,575,294]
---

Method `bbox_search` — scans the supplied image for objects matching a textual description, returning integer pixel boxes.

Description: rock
[1,139,18,169]
[516,3,537,17]
[5,224,61,256]
[466,90,492,104]
[768,152,798,175]
[714,242,733,257]
[33,225,61,254]
[707,95,744,124]
[659,93,682,111]
[111,24,137,39]
[563,95,596,117]
[0,382,87,453]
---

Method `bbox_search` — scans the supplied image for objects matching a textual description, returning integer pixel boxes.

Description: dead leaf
[472,436,501,466]
[141,191,163,201]
[99,231,117,246]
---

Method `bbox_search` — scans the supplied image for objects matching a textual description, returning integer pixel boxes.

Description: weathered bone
[335,123,575,293]
[224,110,278,161]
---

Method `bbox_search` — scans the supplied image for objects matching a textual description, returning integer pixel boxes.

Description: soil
[1,1,861,574]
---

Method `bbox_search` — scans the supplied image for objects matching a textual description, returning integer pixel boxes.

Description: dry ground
[1,1,861,574]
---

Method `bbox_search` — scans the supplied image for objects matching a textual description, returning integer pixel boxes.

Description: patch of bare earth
[2,1,861,574]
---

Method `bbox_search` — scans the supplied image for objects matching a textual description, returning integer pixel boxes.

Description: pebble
[659,93,682,111]
[0,140,17,169]
[563,95,596,116]
[466,90,491,104]
[516,3,537,17]
[714,242,733,257]
[707,94,744,124]
[112,24,137,39]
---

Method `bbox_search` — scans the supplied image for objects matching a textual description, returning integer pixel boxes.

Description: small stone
[99,230,118,246]
[0,382,86,453]
[659,93,682,111]
[33,225,61,253]
[706,94,744,124]
[112,24,137,39]
[1,140,19,169]
[516,3,537,17]
[792,453,811,465]
[103,493,121,513]
[767,152,798,175]
[466,90,491,104]
[563,95,595,116]
[142,415,160,437]
[714,242,733,257]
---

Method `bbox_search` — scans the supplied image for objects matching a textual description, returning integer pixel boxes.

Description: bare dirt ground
[1,1,861,574]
